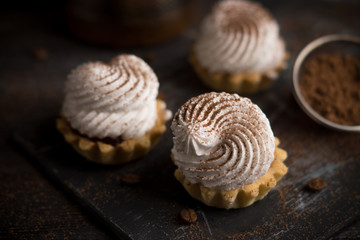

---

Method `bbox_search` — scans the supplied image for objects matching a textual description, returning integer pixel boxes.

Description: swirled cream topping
[62,54,162,140]
[171,92,275,190]
[194,0,285,75]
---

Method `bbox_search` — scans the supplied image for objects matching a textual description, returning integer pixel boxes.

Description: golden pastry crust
[189,47,288,94]
[174,137,288,209]
[56,99,168,165]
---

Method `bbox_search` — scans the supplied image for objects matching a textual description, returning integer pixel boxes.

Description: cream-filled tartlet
[57,54,172,164]
[190,0,287,94]
[171,92,287,209]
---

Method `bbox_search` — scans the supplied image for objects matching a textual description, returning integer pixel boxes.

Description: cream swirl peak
[171,92,275,190]
[194,0,285,75]
[63,54,160,140]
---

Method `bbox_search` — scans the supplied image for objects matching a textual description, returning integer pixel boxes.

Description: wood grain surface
[1,0,360,239]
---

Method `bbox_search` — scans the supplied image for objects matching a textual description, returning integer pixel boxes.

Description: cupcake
[56,54,172,164]
[171,92,287,209]
[189,0,287,94]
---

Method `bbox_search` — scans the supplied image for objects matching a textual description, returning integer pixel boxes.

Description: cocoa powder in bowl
[300,54,360,125]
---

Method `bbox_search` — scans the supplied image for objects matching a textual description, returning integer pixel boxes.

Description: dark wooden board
[11,0,360,239]
[14,90,360,240]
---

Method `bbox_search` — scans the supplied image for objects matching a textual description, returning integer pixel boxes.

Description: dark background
[1,0,359,239]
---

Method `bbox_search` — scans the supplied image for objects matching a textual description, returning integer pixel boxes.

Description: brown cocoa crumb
[300,54,360,125]
[120,174,141,185]
[32,47,48,60]
[179,208,197,224]
[307,178,326,191]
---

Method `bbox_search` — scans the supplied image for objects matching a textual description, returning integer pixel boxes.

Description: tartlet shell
[174,137,288,209]
[189,47,288,94]
[56,99,168,165]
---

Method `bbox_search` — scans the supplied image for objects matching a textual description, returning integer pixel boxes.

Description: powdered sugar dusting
[63,54,159,139]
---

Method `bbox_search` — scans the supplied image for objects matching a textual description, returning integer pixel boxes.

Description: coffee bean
[180,208,197,224]
[121,174,141,185]
[307,178,326,191]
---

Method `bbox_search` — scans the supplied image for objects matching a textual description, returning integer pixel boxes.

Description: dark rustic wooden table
[1,0,359,239]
